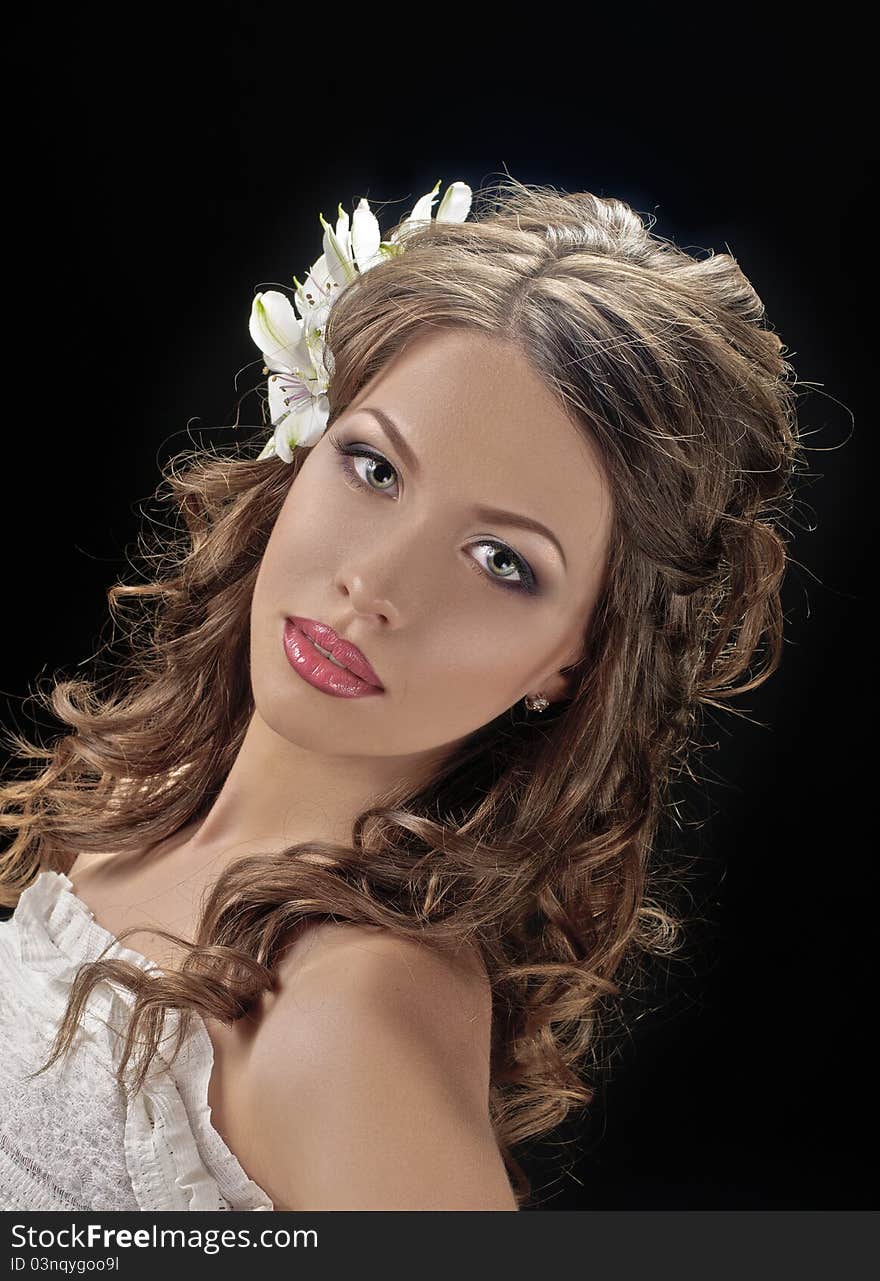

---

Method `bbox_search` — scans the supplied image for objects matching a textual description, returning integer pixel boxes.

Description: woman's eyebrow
[355,405,568,570]
[357,406,422,476]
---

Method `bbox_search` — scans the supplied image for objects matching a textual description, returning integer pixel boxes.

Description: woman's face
[250,327,613,763]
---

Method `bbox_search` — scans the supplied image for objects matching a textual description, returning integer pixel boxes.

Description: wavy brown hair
[0,175,805,1208]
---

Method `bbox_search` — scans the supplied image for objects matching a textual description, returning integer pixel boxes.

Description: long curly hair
[0,175,805,1207]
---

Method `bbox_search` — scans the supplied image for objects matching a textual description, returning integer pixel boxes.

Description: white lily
[256,382,330,462]
[248,288,313,374]
[250,179,473,461]
[249,289,329,460]
[392,178,473,240]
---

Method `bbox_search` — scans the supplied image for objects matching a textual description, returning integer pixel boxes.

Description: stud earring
[524,693,550,712]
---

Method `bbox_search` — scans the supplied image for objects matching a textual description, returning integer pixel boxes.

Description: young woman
[0,175,804,1211]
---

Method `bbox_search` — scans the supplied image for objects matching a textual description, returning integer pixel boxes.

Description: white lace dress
[0,869,274,1211]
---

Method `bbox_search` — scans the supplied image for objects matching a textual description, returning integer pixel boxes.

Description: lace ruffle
[12,870,273,1212]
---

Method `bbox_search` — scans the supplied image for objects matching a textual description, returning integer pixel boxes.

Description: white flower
[250,178,473,461]
[249,290,329,460]
[394,178,474,236]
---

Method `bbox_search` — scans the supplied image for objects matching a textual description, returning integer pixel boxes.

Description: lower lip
[282,620,384,698]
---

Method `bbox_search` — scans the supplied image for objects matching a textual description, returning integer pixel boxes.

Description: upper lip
[288,617,384,689]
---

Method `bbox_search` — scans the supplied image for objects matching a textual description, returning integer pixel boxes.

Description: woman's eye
[339,444,398,495]
[328,436,539,596]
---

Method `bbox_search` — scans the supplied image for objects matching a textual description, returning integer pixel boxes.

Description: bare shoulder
[239,921,516,1211]
[259,919,494,1110]
[272,919,493,1063]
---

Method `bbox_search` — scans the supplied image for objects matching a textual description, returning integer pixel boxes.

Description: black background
[1,7,870,1209]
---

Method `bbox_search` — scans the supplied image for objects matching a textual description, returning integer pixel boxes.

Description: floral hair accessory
[248,178,473,463]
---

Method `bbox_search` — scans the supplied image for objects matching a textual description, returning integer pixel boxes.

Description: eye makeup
[327,432,541,596]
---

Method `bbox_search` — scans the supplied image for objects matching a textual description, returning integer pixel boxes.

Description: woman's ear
[530,642,584,706]
[533,670,575,705]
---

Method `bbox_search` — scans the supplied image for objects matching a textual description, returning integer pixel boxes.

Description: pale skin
[67,327,614,1210]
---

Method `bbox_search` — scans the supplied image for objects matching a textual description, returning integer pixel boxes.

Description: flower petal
[407,179,441,224]
[334,203,351,258]
[319,212,358,288]
[271,393,330,462]
[387,179,471,245]
[351,198,382,272]
[294,256,336,327]
[272,421,295,464]
[267,372,300,425]
[436,181,472,223]
[249,291,312,370]
[293,393,330,447]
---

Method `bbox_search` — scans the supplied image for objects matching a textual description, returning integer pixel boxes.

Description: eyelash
[327,434,539,596]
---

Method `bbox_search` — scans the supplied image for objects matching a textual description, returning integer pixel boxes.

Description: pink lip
[283,618,385,698]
